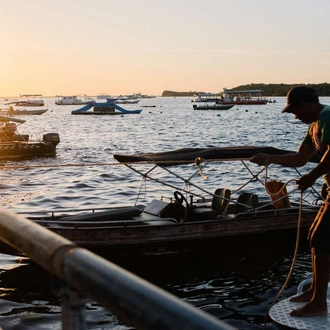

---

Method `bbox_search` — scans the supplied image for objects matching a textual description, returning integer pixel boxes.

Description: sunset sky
[1,0,329,97]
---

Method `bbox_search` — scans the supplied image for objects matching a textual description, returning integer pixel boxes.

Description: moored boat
[193,103,234,110]
[221,88,268,105]
[55,95,95,105]
[0,116,60,160]
[0,106,48,116]
[16,146,321,257]
[6,94,45,107]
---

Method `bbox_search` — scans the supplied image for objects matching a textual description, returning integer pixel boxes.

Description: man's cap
[281,86,319,113]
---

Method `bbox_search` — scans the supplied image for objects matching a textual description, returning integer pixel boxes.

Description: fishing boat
[16,146,320,257]
[6,94,45,107]
[55,95,95,105]
[0,116,60,160]
[269,278,330,329]
[221,88,268,105]
[71,99,142,115]
[192,103,234,110]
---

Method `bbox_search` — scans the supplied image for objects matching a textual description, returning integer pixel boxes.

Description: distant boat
[96,93,112,100]
[221,88,268,105]
[6,94,44,107]
[191,93,221,103]
[0,106,48,116]
[71,100,142,115]
[193,104,234,111]
[55,95,95,105]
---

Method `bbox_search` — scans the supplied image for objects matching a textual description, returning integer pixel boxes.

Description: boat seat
[234,193,258,215]
[58,206,142,222]
[189,188,231,220]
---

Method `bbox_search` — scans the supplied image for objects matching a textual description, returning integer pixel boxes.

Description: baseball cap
[281,86,319,113]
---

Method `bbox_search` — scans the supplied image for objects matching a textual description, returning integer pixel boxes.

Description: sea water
[0,96,328,329]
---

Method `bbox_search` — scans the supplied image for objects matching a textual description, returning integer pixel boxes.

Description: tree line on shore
[161,82,330,97]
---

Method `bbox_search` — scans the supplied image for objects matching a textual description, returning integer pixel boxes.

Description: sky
[0,0,329,97]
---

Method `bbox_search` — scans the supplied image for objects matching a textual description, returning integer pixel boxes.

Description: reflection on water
[0,96,325,329]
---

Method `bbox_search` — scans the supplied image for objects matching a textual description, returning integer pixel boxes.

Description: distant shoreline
[162,82,330,97]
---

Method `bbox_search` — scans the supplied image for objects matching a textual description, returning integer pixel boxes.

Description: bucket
[266,180,291,214]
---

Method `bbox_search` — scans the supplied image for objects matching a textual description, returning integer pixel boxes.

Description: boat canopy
[0,115,26,124]
[223,89,264,94]
[114,146,316,165]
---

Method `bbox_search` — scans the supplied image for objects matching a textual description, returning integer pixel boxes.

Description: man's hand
[250,153,271,166]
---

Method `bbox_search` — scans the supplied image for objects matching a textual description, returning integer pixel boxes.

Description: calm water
[0,96,328,329]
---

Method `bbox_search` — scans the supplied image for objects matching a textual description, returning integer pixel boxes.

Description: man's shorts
[309,199,330,254]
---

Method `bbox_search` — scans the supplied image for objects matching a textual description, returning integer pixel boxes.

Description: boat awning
[114,146,317,165]
[0,115,26,124]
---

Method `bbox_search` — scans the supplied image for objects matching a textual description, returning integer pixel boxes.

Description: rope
[262,165,304,329]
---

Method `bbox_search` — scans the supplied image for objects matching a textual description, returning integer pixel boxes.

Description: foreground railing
[0,207,236,330]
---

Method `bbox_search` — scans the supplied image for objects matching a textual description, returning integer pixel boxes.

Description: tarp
[114,146,318,165]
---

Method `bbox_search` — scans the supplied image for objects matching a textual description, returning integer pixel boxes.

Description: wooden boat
[0,107,48,116]
[193,104,234,110]
[0,116,60,160]
[17,146,321,257]
[71,99,142,115]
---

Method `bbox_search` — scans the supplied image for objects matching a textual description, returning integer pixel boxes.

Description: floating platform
[269,296,330,330]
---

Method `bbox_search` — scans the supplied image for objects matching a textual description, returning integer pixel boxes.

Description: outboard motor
[43,133,60,147]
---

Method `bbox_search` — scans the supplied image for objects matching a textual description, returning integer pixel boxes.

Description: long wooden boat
[0,116,60,160]
[0,108,48,116]
[193,104,234,110]
[16,146,321,257]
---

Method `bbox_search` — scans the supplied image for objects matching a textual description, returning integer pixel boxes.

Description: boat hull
[222,100,267,105]
[0,141,57,160]
[193,104,234,110]
[27,208,316,257]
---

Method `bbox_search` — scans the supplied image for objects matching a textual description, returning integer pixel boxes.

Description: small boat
[193,104,234,110]
[71,99,142,115]
[55,95,95,105]
[0,116,60,160]
[6,94,45,107]
[0,106,48,116]
[15,146,321,257]
[269,278,330,329]
[221,88,268,105]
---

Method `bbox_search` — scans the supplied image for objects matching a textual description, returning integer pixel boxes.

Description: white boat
[221,88,268,105]
[6,94,45,107]
[55,95,95,105]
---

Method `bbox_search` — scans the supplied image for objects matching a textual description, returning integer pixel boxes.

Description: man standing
[250,86,330,317]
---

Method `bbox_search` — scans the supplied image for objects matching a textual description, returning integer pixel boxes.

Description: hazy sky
[1,0,329,96]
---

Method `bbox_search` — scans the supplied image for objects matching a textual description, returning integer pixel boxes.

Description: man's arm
[250,143,315,167]
[297,145,330,190]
